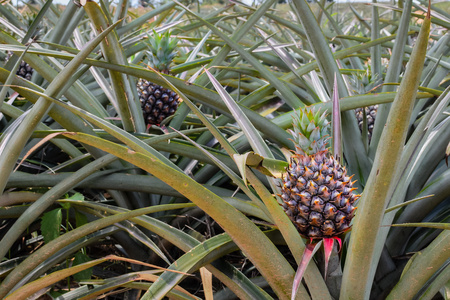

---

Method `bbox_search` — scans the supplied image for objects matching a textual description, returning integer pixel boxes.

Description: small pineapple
[16,60,34,80]
[355,105,378,140]
[279,108,359,239]
[137,31,180,126]
[4,13,46,82]
[6,52,34,81]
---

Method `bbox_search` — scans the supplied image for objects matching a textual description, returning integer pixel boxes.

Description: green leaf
[446,141,450,166]
[41,208,62,244]
[84,1,143,132]
[75,210,88,228]
[204,68,273,158]
[384,195,434,213]
[59,202,71,211]
[68,193,84,201]
[260,157,289,179]
[72,252,92,282]
[390,222,450,230]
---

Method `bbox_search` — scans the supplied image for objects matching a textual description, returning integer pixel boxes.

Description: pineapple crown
[289,107,330,156]
[145,30,178,74]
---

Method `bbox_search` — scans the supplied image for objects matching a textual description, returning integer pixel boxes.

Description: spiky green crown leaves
[289,107,330,156]
[145,30,178,73]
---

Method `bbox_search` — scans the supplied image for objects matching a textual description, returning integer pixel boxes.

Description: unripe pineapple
[4,14,46,82]
[137,31,180,126]
[355,105,378,140]
[6,52,34,81]
[279,108,359,239]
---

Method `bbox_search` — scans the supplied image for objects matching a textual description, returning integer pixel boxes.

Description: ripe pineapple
[355,105,378,140]
[137,31,180,126]
[279,108,359,239]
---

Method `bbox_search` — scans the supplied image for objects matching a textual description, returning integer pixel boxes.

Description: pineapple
[355,105,378,140]
[16,60,34,81]
[137,31,180,126]
[6,52,34,81]
[4,13,46,82]
[279,107,359,239]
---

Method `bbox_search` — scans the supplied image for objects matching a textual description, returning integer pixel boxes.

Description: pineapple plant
[279,107,360,298]
[137,31,180,127]
[280,107,359,239]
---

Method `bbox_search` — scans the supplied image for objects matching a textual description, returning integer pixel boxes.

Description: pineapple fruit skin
[137,79,180,126]
[6,52,34,81]
[17,60,33,80]
[355,105,378,140]
[280,150,358,238]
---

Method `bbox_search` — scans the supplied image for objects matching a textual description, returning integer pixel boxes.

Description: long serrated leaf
[370,0,414,153]
[142,233,234,299]
[390,223,450,230]
[386,230,450,299]
[331,74,342,161]
[84,1,143,132]
[384,195,434,213]
[200,267,213,300]
[204,68,273,158]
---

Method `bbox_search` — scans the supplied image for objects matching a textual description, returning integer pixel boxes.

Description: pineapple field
[0,0,449,299]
